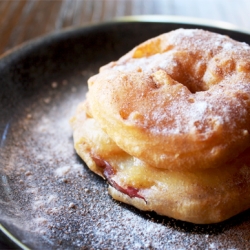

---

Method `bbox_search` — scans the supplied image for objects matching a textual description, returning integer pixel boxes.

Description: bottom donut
[71,102,250,224]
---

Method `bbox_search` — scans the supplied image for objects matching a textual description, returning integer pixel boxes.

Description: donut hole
[151,68,206,93]
[167,72,208,93]
[161,51,209,93]
[179,77,206,93]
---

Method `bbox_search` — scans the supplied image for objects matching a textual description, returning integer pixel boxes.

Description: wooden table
[0,0,250,56]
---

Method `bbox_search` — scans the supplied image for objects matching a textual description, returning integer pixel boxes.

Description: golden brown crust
[110,149,250,224]
[71,29,250,224]
[71,102,250,224]
[87,28,250,171]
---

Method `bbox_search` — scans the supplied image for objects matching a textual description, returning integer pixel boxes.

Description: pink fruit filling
[92,156,146,201]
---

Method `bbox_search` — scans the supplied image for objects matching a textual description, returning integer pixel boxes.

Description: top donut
[87,29,250,171]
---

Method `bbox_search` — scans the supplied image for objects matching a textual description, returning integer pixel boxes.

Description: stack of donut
[71,29,250,224]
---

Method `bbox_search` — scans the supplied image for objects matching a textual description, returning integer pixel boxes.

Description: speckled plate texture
[1,18,250,249]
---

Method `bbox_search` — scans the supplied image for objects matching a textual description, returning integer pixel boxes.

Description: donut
[71,29,250,224]
[88,29,250,171]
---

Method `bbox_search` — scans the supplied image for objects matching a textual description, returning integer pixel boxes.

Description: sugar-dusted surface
[88,29,250,171]
[1,70,250,249]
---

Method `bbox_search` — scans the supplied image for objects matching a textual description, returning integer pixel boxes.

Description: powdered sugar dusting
[190,101,208,119]
[55,163,83,177]
[1,30,250,250]
[222,42,234,50]
[55,165,71,176]
[104,29,250,139]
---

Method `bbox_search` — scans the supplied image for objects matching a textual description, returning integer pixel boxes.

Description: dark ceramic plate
[1,16,250,249]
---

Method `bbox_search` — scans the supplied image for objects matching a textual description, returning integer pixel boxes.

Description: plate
[1,16,250,249]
